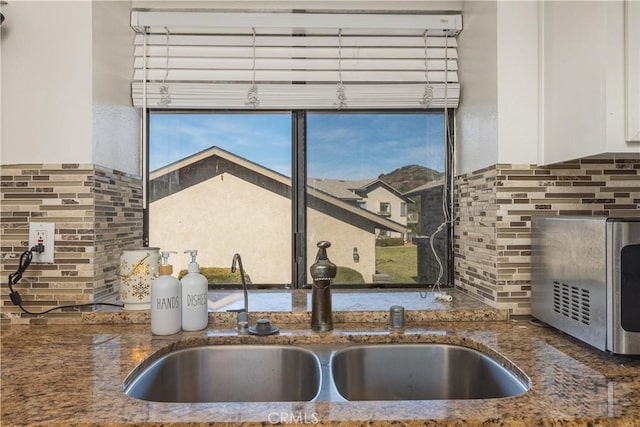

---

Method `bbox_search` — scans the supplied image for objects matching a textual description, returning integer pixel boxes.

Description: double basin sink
[124,343,530,403]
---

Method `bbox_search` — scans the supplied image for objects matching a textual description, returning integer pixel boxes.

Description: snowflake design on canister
[131,281,149,300]
[129,262,152,300]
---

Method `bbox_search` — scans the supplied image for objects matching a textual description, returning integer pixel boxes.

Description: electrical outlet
[28,222,55,263]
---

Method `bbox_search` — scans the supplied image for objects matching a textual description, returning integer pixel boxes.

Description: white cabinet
[625,0,640,142]
[541,1,639,165]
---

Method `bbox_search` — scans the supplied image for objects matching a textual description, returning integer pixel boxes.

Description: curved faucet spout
[231,253,249,317]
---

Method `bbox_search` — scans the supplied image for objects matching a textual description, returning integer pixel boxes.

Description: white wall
[1,0,546,176]
[1,1,93,164]
[1,1,139,174]
[496,0,539,165]
[456,0,498,175]
[92,1,140,175]
[456,0,540,175]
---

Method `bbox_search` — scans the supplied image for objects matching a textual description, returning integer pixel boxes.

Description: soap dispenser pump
[310,241,337,332]
[180,250,209,331]
[150,251,181,335]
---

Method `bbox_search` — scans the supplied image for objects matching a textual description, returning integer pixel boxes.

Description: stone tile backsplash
[454,158,640,315]
[1,164,142,324]
[2,158,637,322]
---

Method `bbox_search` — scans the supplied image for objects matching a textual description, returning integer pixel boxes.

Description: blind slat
[133,69,459,83]
[132,82,460,109]
[134,58,459,71]
[134,34,459,48]
[133,46,459,60]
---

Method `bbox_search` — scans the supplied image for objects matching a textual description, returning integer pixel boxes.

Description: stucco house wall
[150,172,376,283]
[307,209,376,284]
[150,172,290,283]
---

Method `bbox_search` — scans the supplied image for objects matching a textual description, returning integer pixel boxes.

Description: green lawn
[375,245,417,283]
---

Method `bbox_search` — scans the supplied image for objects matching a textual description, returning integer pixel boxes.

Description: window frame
[143,108,454,290]
[378,202,391,216]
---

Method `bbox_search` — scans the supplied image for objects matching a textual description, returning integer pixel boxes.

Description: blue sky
[150,113,445,179]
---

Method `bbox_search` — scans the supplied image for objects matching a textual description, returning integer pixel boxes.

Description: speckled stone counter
[3,310,640,426]
[83,288,507,327]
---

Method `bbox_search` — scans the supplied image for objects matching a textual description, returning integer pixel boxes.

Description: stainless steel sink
[330,344,530,401]
[123,345,321,403]
[124,342,529,403]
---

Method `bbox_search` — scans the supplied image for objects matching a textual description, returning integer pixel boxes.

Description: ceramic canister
[119,248,161,310]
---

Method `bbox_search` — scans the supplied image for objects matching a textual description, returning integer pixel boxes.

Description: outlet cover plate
[28,222,55,263]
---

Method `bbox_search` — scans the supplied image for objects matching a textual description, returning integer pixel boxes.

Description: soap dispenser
[180,250,209,331]
[150,251,181,335]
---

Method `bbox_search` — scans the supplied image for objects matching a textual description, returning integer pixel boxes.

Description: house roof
[403,177,446,196]
[150,146,407,233]
[307,177,413,203]
[307,178,370,201]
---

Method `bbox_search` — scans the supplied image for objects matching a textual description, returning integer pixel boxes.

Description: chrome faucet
[310,241,337,332]
[231,253,249,332]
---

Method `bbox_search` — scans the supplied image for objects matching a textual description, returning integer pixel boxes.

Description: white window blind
[130,11,462,110]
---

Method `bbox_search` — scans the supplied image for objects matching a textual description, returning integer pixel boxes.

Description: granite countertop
[2,291,640,426]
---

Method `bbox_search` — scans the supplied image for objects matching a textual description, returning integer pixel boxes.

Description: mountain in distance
[377,164,443,194]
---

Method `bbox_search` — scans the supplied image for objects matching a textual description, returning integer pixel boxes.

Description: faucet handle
[228,309,249,333]
[315,241,331,261]
[311,241,337,280]
[236,310,248,323]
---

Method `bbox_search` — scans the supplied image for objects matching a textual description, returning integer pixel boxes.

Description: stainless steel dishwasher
[531,216,640,355]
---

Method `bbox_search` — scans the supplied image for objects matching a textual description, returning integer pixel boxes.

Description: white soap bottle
[150,251,181,335]
[180,250,209,331]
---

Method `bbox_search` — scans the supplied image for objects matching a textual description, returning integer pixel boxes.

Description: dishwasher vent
[553,281,591,325]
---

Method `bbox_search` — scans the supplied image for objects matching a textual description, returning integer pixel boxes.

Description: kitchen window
[133,7,461,291]
[146,110,451,289]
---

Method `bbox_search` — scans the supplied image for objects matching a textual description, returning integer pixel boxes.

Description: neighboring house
[149,147,407,284]
[307,178,414,241]
[404,178,450,285]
